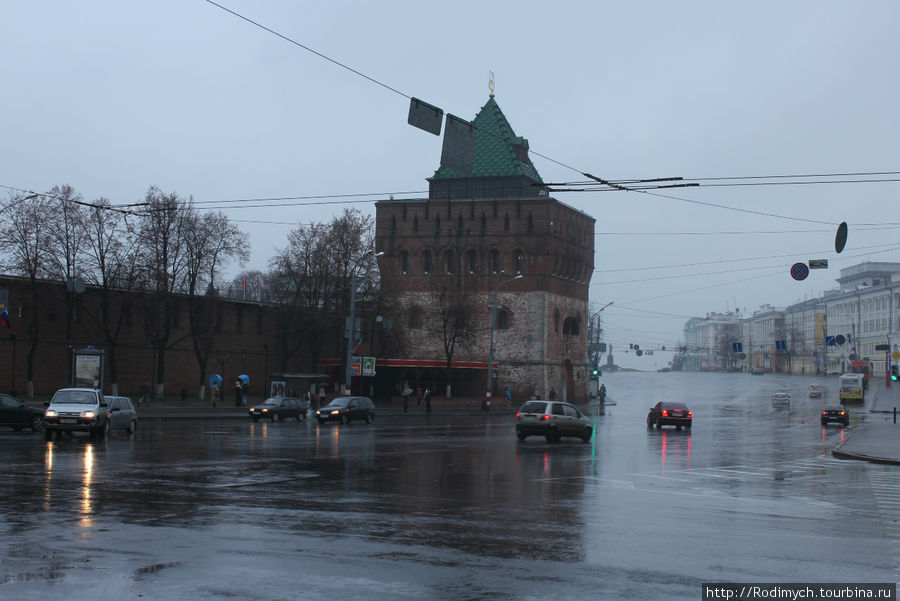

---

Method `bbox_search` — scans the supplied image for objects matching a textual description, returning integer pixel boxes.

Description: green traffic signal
[891,365,899,381]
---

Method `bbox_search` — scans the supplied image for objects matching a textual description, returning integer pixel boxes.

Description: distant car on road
[751,368,765,375]
[771,392,791,407]
[249,397,307,422]
[646,401,692,430]
[315,396,375,425]
[821,404,849,426]
[515,400,593,442]
[105,396,137,434]
[0,393,44,432]
[808,384,823,398]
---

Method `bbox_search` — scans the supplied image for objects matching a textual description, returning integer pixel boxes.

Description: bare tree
[429,276,478,399]
[713,322,743,372]
[79,198,144,395]
[184,210,248,399]
[132,186,194,399]
[0,192,55,396]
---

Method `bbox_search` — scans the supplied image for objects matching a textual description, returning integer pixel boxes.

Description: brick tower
[375,96,595,403]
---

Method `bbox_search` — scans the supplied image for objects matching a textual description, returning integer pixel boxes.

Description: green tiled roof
[433,97,543,183]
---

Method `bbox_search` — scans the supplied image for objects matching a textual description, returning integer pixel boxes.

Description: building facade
[374,96,595,402]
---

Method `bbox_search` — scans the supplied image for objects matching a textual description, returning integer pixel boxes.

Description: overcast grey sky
[3,1,899,369]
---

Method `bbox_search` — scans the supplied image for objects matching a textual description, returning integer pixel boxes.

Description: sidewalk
[832,379,900,465]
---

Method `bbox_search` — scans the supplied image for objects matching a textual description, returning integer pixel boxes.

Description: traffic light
[891,364,898,382]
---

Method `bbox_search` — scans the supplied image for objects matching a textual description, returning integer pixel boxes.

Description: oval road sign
[835,221,848,253]
[790,262,809,281]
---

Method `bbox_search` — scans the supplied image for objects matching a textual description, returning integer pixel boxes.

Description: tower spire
[489,71,495,97]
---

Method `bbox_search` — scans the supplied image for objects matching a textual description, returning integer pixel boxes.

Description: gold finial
[489,71,495,97]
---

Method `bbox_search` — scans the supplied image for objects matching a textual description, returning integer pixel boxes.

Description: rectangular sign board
[808,259,828,269]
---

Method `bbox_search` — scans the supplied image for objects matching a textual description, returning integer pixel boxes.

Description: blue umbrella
[237,374,250,385]
[209,374,223,389]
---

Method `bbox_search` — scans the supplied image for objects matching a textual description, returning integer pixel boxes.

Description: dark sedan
[249,397,307,422]
[315,396,375,425]
[821,404,849,426]
[647,401,692,430]
[0,393,44,432]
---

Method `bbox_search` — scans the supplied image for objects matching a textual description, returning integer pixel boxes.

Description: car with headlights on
[249,397,306,422]
[515,400,593,443]
[0,393,44,432]
[821,404,849,426]
[43,387,109,440]
[646,401,692,430]
[315,396,375,425]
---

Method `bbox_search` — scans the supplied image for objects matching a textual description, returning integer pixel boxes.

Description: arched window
[498,310,510,330]
[401,251,409,275]
[490,249,501,274]
[466,250,478,274]
[422,250,432,275]
[514,249,525,275]
[444,249,456,274]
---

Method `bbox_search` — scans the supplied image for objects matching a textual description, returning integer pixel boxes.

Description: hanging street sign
[808,259,828,269]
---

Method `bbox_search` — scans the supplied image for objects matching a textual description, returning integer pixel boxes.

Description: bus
[838,373,864,403]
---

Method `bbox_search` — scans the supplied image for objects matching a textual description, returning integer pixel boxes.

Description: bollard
[894,407,896,424]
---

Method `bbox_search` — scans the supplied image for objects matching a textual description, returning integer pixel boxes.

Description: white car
[771,392,791,407]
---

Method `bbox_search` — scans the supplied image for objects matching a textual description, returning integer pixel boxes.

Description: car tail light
[541,414,550,421]
[661,409,669,417]
[822,411,828,415]
[686,411,692,418]
[515,413,521,419]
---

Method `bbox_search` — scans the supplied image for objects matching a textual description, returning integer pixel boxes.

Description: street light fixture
[344,250,384,395]
[486,274,523,410]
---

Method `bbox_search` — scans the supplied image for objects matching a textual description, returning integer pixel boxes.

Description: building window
[422,250,432,275]
[434,214,441,236]
[527,212,534,233]
[498,310,510,330]
[490,249,501,274]
[401,251,409,275]
[413,214,418,232]
[554,308,560,334]
[457,214,464,236]
[480,213,487,233]
[514,249,525,275]
[504,213,510,232]
[466,250,478,274]
[444,249,456,274]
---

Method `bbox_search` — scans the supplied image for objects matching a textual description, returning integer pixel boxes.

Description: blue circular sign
[790,262,809,281]
[835,335,846,346]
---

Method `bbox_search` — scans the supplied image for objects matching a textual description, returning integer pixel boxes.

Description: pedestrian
[241,380,248,407]
[319,386,326,409]
[138,379,150,406]
[416,386,423,406]
[599,383,606,404]
[549,387,557,401]
[304,389,312,410]
[212,382,220,408]
[506,387,512,404]
[424,387,432,414]
[234,379,243,407]
[401,381,412,414]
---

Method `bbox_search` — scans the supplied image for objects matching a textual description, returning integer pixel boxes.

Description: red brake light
[515,413,521,419]
[661,409,669,417]
[822,411,828,415]
[686,411,692,418]
[541,414,550,421]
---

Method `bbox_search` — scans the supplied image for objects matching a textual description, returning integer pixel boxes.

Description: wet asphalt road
[1,372,898,600]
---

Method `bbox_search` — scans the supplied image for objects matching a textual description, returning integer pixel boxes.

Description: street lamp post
[344,251,383,395]
[486,274,523,410]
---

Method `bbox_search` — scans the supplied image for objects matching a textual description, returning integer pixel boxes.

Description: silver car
[106,396,137,434]
[771,392,791,407]
[515,400,593,443]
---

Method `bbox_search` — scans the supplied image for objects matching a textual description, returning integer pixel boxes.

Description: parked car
[646,401,692,430]
[808,384,823,398]
[43,387,109,440]
[821,404,850,426]
[0,393,44,432]
[315,396,375,425]
[105,396,137,434]
[771,392,791,407]
[249,397,307,422]
[515,400,593,442]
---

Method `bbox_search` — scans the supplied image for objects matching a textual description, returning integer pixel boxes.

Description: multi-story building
[783,297,825,375]
[374,95,595,402]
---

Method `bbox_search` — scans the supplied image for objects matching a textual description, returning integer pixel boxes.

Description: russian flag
[0,309,12,333]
